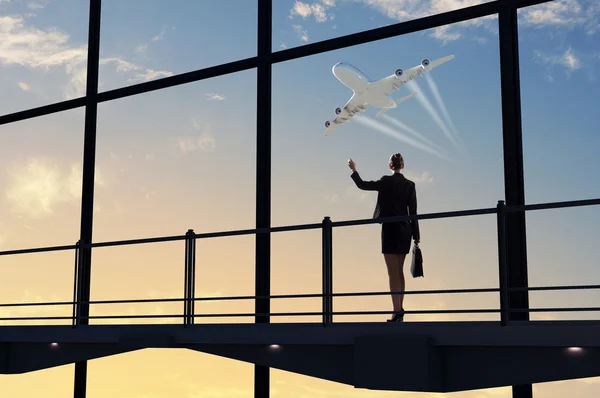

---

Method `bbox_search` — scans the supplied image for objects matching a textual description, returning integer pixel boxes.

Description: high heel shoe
[386,309,405,322]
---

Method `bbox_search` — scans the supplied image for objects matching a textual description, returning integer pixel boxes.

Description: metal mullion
[255,1,272,398]
[73,1,102,397]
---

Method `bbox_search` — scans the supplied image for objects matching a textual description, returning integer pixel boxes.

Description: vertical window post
[255,1,273,397]
[72,240,81,328]
[73,0,102,396]
[497,200,509,326]
[322,216,333,325]
[184,229,196,326]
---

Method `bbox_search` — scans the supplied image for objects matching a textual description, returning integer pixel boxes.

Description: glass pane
[94,69,256,242]
[518,1,600,322]
[272,15,504,323]
[0,0,90,115]
[0,250,75,326]
[273,0,496,52]
[90,69,256,327]
[0,108,84,251]
[88,235,255,326]
[98,0,257,93]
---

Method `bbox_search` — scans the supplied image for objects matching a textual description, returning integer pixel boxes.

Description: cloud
[532,46,597,81]
[134,25,173,53]
[405,171,434,183]
[289,0,335,22]
[99,57,173,85]
[292,24,309,42]
[4,158,106,219]
[0,14,90,98]
[346,0,598,42]
[347,0,496,42]
[205,92,225,101]
[134,43,148,53]
[17,81,30,91]
[519,0,599,34]
[0,15,173,100]
[176,118,216,153]
[280,42,288,49]
[152,25,169,41]
[126,67,173,83]
[0,15,88,68]
[430,24,462,43]
[27,0,48,10]
[548,47,582,70]
[345,185,376,209]
[321,193,340,203]
[63,66,87,99]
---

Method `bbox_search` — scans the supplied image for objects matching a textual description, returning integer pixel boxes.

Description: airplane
[324,55,455,135]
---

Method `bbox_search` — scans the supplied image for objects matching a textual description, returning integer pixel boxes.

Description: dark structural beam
[73,1,102,398]
[498,5,532,398]
[255,1,272,398]
[0,98,87,126]
[271,0,552,65]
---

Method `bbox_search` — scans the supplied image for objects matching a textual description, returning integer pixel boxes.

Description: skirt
[381,221,412,254]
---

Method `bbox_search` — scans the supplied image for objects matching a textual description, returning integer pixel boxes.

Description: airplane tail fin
[376,93,417,117]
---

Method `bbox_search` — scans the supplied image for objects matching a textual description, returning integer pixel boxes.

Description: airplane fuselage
[332,62,395,109]
[324,55,454,134]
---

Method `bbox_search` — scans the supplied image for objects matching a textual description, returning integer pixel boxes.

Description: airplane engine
[335,107,342,115]
[421,58,430,67]
[395,68,403,77]
[325,121,331,128]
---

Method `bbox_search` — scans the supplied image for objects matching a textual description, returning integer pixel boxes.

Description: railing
[1,198,599,327]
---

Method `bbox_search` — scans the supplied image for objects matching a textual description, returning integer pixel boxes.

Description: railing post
[322,216,333,325]
[72,240,81,328]
[184,229,196,326]
[497,200,509,325]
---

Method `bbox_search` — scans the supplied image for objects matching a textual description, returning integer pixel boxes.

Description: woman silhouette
[348,153,420,322]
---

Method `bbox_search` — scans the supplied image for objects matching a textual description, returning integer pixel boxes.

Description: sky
[0,0,599,397]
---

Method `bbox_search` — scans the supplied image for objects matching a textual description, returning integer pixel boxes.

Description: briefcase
[410,243,423,278]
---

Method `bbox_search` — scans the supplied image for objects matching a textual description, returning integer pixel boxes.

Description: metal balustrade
[1,197,598,326]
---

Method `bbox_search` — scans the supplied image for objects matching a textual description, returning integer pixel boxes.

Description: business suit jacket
[350,170,420,242]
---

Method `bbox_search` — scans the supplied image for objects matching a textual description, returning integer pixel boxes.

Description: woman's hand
[348,158,356,172]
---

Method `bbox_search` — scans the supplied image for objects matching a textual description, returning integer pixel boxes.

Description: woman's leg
[383,253,402,313]
[395,253,408,310]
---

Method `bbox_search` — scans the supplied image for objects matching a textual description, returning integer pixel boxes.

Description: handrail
[0,196,598,327]
[2,284,600,309]
[3,306,600,323]
[1,197,598,257]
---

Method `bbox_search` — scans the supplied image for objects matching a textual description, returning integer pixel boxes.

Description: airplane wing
[324,93,367,136]
[425,55,455,71]
[372,55,455,96]
[375,92,417,117]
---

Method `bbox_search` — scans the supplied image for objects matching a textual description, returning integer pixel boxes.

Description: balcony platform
[1,320,599,392]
